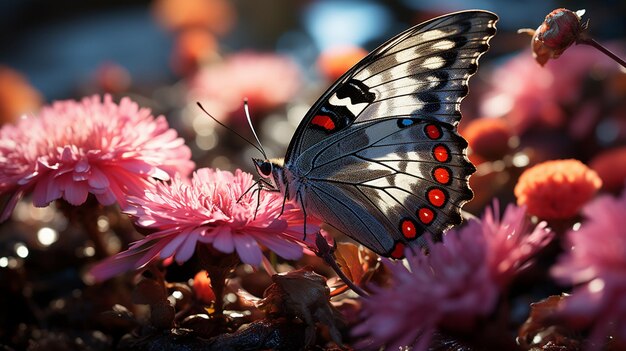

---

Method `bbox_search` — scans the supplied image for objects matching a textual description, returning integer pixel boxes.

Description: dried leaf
[518,295,583,350]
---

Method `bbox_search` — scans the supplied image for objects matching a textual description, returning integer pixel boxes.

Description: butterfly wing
[285,10,497,162]
[293,117,474,257]
[284,11,497,257]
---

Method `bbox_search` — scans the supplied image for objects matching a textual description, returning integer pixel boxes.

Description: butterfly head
[253,158,284,191]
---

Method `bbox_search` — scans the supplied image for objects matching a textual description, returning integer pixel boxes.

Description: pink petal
[160,232,188,259]
[174,230,200,263]
[95,190,117,206]
[234,234,263,265]
[212,227,234,253]
[32,176,59,207]
[0,190,23,222]
[88,168,110,189]
[63,180,89,205]
[256,233,303,261]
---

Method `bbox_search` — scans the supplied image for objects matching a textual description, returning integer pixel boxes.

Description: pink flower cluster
[552,189,626,345]
[0,95,194,221]
[90,168,319,281]
[186,52,301,123]
[481,45,621,135]
[353,203,553,350]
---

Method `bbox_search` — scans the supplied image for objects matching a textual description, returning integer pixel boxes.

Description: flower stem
[578,37,626,68]
[315,233,368,297]
[198,246,239,315]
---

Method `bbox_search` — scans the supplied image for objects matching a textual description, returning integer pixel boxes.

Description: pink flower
[186,52,301,124]
[481,46,622,135]
[552,189,626,344]
[482,202,554,287]
[353,230,496,351]
[353,203,552,350]
[0,95,194,221]
[90,168,319,281]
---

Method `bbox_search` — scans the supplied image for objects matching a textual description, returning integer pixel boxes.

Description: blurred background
[1,1,626,348]
[1,0,625,216]
[0,0,626,157]
[1,0,626,248]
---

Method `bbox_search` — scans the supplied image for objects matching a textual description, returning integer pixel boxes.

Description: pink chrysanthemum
[552,189,626,345]
[0,95,194,221]
[353,203,553,350]
[186,52,301,123]
[90,168,319,281]
[482,202,554,287]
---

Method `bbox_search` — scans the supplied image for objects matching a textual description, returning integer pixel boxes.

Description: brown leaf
[518,295,583,350]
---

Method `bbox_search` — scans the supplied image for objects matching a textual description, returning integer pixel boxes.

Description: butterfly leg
[252,178,279,220]
[237,179,262,203]
[297,190,308,241]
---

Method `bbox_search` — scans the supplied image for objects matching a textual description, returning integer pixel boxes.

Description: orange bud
[193,270,216,304]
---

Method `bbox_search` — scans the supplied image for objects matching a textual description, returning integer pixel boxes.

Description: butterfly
[253,10,497,258]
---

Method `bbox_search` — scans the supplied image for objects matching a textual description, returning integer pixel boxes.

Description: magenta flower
[353,230,496,351]
[0,95,194,221]
[482,202,554,286]
[186,52,301,123]
[353,203,553,350]
[552,189,626,344]
[90,168,319,281]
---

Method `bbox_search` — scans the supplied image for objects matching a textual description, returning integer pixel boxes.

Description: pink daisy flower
[552,189,626,345]
[353,203,553,350]
[186,52,301,124]
[90,168,319,281]
[0,95,194,221]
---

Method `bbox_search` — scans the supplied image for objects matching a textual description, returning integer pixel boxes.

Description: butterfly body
[254,11,497,258]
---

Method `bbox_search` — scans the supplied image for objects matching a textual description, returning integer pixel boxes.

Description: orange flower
[462,117,514,162]
[590,147,626,193]
[152,0,235,35]
[171,29,218,76]
[96,62,131,93]
[0,66,42,125]
[514,159,602,219]
[193,270,216,304]
[317,46,368,81]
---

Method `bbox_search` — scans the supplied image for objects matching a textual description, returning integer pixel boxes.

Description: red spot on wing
[428,188,446,207]
[433,167,451,184]
[433,145,450,162]
[425,124,442,139]
[390,242,405,259]
[312,115,336,131]
[418,207,435,224]
[400,219,418,239]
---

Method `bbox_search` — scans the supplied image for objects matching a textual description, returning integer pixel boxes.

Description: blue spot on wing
[398,118,417,128]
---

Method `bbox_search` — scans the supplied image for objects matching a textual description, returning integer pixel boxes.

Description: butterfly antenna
[243,99,268,159]
[196,102,265,156]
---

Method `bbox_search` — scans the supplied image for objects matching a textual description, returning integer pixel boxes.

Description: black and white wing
[285,11,497,257]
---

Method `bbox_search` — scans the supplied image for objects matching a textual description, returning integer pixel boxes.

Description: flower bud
[531,8,585,66]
